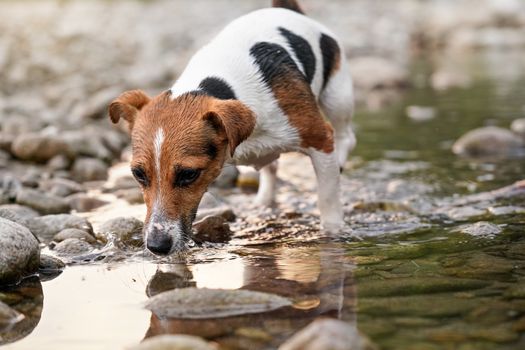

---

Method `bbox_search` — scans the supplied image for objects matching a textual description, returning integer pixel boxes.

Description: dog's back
[171,3,354,166]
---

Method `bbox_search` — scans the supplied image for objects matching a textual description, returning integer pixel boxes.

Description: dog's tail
[272,0,305,15]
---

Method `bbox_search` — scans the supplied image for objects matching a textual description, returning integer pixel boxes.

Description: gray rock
[46,154,72,171]
[349,56,409,91]
[511,118,525,140]
[39,178,84,197]
[406,106,436,122]
[26,214,93,242]
[115,188,144,204]
[455,221,503,237]
[0,204,39,226]
[0,132,15,152]
[39,254,65,272]
[20,168,42,188]
[0,175,21,205]
[67,193,108,212]
[61,130,113,161]
[431,68,472,91]
[1,116,44,136]
[126,335,216,350]
[446,207,487,221]
[53,228,97,244]
[0,217,40,284]
[452,126,524,158]
[71,158,108,182]
[145,288,291,319]
[15,188,70,215]
[52,238,93,257]
[99,217,143,248]
[192,215,232,243]
[280,319,377,350]
[11,133,71,163]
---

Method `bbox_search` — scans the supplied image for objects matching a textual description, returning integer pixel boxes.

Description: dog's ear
[108,90,151,130]
[203,100,256,157]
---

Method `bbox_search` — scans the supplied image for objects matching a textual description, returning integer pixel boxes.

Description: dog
[109,0,355,255]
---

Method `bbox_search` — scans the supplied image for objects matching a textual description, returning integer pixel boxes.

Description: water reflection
[0,278,43,346]
[144,242,356,348]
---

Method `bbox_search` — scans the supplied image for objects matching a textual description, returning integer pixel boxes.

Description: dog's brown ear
[203,100,256,157]
[108,90,151,130]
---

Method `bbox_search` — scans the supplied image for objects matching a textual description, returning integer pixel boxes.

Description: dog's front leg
[307,149,344,230]
[254,160,278,206]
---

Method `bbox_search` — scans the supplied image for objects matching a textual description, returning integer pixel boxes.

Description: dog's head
[109,90,255,255]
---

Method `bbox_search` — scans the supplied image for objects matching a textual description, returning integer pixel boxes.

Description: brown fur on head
[109,91,256,254]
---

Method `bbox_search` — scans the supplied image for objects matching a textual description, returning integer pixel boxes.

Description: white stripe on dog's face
[153,128,165,185]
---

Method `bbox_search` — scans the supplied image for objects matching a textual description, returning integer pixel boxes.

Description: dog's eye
[131,166,149,187]
[175,168,201,187]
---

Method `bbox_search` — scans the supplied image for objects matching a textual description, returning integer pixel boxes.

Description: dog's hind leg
[254,160,278,206]
[319,61,356,170]
[307,148,343,230]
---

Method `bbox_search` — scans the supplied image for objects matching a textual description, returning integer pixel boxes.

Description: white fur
[169,7,354,228]
[254,160,278,206]
[153,128,165,185]
[170,8,349,165]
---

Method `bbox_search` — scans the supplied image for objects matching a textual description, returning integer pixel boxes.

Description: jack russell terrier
[109,0,355,255]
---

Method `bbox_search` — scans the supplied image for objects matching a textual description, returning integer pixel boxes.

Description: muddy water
[2,50,525,349]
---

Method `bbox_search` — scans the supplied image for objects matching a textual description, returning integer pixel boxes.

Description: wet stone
[192,215,232,243]
[406,106,436,122]
[126,335,216,350]
[46,154,72,171]
[15,188,70,215]
[115,188,144,204]
[53,228,97,244]
[38,254,65,281]
[145,287,291,319]
[488,206,525,216]
[99,217,143,248]
[454,221,503,237]
[26,214,93,243]
[0,204,39,226]
[357,277,489,297]
[445,207,487,221]
[67,193,108,212]
[52,238,93,257]
[280,318,378,350]
[452,126,524,158]
[0,217,40,284]
[511,118,525,140]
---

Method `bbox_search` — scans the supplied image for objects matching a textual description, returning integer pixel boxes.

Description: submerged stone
[126,334,216,350]
[145,288,291,319]
[357,277,489,297]
[454,221,503,237]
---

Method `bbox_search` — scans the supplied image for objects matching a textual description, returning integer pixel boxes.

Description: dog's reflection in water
[143,243,356,348]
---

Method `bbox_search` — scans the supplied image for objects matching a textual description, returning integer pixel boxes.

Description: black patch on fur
[278,27,316,84]
[198,77,236,100]
[272,0,304,14]
[205,142,218,159]
[250,42,305,86]
[320,33,340,89]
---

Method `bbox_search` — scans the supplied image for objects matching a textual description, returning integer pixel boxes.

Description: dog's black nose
[147,235,173,256]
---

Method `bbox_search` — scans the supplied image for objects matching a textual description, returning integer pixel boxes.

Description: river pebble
[15,188,70,215]
[145,288,291,319]
[39,178,84,197]
[193,215,232,243]
[26,214,93,243]
[0,217,40,284]
[126,335,217,350]
[52,238,93,257]
[53,228,97,244]
[0,300,24,330]
[280,318,377,350]
[454,221,503,237]
[71,158,109,182]
[99,217,143,248]
[452,126,524,158]
[67,193,108,212]
[11,133,72,163]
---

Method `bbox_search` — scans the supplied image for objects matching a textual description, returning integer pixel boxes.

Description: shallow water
[2,50,525,349]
